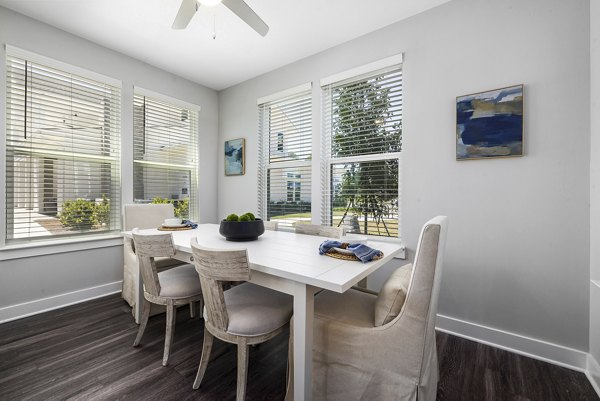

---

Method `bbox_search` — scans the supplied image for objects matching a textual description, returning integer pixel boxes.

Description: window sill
[0,234,124,261]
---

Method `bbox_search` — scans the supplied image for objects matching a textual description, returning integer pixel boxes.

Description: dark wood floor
[0,294,597,401]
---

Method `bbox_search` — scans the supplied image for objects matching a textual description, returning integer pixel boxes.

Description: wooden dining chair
[294,223,345,238]
[122,204,185,312]
[131,229,204,366]
[190,238,293,401]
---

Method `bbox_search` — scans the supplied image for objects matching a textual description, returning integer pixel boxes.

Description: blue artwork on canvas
[456,85,523,160]
[225,138,245,175]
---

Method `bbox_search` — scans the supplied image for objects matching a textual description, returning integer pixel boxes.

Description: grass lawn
[270,211,398,237]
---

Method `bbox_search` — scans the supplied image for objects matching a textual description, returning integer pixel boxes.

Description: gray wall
[218,0,591,351]
[590,0,600,372]
[0,7,219,312]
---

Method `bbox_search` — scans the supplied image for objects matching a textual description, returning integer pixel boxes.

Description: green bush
[151,197,189,219]
[60,195,111,230]
[239,214,251,222]
[60,199,97,230]
[93,194,110,227]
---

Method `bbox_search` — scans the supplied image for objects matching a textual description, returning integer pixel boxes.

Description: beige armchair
[286,216,448,401]
[294,223,345,238]
[122,204,185,318]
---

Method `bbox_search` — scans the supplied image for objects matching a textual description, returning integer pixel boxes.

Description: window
[133,91,199,221]
[5,50,121,242]
[258,84,312,229]
[321,63,402,237]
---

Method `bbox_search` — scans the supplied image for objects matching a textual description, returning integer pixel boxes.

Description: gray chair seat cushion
[157,264,202,299]
[315,288,377,328]
[155,256,185,270]
[223,282,293,336]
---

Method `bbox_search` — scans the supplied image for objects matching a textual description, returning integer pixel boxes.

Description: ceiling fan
[172,0,269,37]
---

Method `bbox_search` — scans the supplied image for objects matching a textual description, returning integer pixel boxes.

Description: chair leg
[193,326,214,390]
[189,301,196,318]
[162,300,177,366]
[236,338,249,401]
[133,298,150,347]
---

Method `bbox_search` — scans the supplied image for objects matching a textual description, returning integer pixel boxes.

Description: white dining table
[123,223,405,401]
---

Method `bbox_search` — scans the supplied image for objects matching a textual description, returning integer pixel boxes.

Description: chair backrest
[263,220,279,231]
[190,238,250,332]
[294,223,345,238]
[398,216,448,382]
[131,229,176,297]
[123,204,175,231]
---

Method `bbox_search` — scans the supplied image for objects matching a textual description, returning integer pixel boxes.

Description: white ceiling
[0,0,451,90]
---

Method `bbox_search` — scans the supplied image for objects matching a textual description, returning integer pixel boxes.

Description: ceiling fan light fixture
[198,0,222,7]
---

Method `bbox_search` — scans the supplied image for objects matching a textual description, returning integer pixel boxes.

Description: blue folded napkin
[319,240,382,263]
[182,220,198,229]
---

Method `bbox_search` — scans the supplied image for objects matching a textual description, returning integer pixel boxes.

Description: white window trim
[2,45,123,248]
[5,45,122,88]
[320,56,403,239]
[257,82,312,228]
[0,234,124,261]
[320,54,403,87]
[134,86,202,112]
[132,87,201,221]
[257,82,312,105]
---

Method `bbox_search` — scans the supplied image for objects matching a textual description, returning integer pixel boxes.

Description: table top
[125,224,404,293]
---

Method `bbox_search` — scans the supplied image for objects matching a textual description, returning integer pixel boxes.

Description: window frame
[3,45,122,246]
[132,87,201,222]
[257,82,313,230]
[320,56,403,239]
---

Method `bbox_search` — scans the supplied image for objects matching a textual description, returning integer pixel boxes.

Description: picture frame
[456,84,524,160]
[224,138,245,176]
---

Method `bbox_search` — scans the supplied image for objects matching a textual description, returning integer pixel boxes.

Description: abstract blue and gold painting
[225,138,245,176]
[456,85,523,160]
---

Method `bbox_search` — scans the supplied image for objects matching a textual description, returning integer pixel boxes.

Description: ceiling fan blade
[172,0,199,29]
[221,0,269,36]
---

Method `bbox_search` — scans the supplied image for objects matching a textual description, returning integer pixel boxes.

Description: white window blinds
[133,93,199,221]
[321,65,402,237]
[258,86,312,229]
[5,54,121,242]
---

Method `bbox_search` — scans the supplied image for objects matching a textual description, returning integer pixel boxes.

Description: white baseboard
[587,353,600,397]
[436,314,588,372]
[0,281,122,324]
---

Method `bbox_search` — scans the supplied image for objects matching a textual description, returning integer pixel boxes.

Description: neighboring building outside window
[258,84,312,229]
[5,47,121,242]
[321,61,402,237]
[133,91,199,221]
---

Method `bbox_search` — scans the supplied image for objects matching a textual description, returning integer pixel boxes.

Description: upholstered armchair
[286,216,448,401]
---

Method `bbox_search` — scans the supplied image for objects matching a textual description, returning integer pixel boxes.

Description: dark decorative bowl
[219,219,265,241]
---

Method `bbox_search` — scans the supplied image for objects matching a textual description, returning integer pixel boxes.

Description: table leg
[293,283,316,401]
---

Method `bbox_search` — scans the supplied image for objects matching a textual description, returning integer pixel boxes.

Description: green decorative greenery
[224,212,257,222]
[241,212,255,221]
[151,197,189,219]
[226,213,240,222]
[60,195,110,230]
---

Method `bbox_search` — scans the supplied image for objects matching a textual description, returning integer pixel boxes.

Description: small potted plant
[219,212,265,241]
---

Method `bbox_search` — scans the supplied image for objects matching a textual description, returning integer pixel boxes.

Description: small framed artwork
[224,138,245,176]
[456,84,524,160]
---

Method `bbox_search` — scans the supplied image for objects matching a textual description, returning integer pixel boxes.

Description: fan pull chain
[212,14,217,40]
